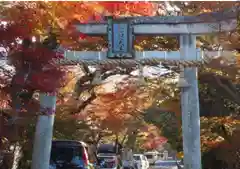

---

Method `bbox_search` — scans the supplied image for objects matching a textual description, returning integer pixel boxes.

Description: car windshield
[145,154,153,159]
[133,156,141,160]
[51,145,83,164]
[98,156,115,160]
[97,144,116,154]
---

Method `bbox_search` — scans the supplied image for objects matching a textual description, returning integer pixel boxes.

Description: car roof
[52,140,88,147]
[98,154,117,157]
[98,144,115,148]
[134,154,143,156]
[144,151,159,154]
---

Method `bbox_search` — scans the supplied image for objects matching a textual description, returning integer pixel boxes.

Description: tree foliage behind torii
[1,2,240,168]
[0,2,163,166]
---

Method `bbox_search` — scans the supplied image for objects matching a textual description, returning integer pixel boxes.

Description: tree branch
[72,91,96,114]
[73,65,138,113]
[199,72,240,105]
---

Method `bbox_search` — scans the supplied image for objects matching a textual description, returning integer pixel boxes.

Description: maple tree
[140,124,168,151]
[82,78,152,140]
[1,2,240,168]
[200,116,240,169]
[0,1,159,116]
[0,2,158,49]
[51,75,159,151]
[0,3,163,168]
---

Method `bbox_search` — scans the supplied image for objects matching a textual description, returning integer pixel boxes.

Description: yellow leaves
[177,152,184,159]
[235,52,240,66]
[82,2,105,14]
[159,98,181,116]
[201,9,212,13]
[201,116,240,126]
[184,2,238,15]
[134,45,144,51]
[201,134,224,150]
[200,116,240,152]
[99,86,137,102]
[59,71,77,95]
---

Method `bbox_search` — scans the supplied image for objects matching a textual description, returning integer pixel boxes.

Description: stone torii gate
[31,8,238,169]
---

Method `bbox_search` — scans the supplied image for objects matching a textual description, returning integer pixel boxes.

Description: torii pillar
[180,34,201,169]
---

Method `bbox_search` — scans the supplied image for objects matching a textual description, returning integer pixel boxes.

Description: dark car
[97,144,117,154]
[50,140,93,169]
[97,144,122,169]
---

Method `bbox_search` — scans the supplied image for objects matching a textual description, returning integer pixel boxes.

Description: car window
[133,155,141,160]
[145,154,153,159]
[51,145,83,163]
[158,153,164,158]
[97,144,116,154]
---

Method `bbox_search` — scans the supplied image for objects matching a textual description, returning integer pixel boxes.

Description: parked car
[133,154,149,169]
[97,144,123,169]
[121,148,134,169]
[152,160,182,169]
[50,140,95,169]
[97,154,119,169]
[97,144,117,154]
[143,151,159,165]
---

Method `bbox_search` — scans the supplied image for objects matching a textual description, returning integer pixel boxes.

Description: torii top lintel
[75,7,239,35]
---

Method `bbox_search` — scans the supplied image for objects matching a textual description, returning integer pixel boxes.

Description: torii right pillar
[180,34,201,169]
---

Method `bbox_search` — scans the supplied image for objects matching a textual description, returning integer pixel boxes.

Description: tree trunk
[125,131,138,151]
[11,143,22,169]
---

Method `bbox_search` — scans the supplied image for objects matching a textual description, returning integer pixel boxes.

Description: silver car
[152,160,182,169]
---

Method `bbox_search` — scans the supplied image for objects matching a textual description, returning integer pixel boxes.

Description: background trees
[0,1,240,169]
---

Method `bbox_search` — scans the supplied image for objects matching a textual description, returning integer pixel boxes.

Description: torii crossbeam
[31,7,239,169]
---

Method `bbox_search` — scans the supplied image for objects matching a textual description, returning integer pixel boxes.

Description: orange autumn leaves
[85,82,152,132]
[95,2,158,16]
[200,116,240,152]
[141,124,168,149]
[0,2,157,48]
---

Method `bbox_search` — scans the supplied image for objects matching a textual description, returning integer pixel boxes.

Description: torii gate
[31,8,238,169]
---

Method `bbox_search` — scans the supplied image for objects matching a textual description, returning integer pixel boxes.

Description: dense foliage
[0,1,240,169]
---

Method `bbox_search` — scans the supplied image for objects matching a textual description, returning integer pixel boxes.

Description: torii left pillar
[31,92,56,169]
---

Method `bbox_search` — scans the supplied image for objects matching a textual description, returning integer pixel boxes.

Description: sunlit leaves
[85,79,151,133]
[0,1,158,49]
[200,116,240,151]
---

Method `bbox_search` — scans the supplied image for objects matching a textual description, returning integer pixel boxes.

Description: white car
[133,154,149,169]
[144,151,159,165]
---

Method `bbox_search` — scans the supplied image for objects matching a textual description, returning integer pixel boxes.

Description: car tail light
[108,161,116,168]
[82,148,89,166]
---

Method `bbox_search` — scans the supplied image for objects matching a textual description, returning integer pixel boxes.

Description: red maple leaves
[11,42,66,93]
